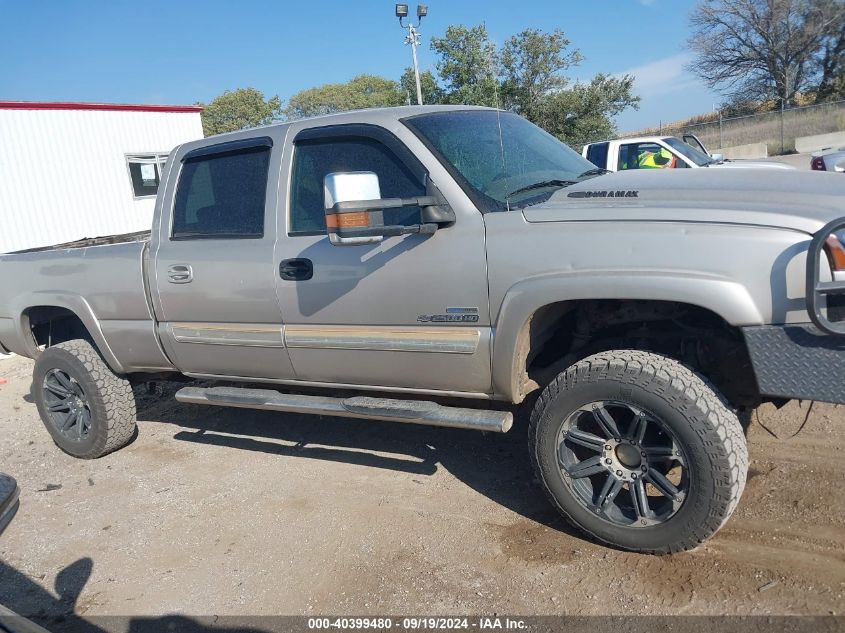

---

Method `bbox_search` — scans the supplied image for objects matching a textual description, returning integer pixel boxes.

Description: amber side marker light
[824,235,845,270]
[326,212,371,229]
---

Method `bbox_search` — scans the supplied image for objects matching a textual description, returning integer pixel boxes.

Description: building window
[126,153,169,198]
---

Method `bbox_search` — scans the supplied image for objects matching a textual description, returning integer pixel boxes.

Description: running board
[175,386,513,433]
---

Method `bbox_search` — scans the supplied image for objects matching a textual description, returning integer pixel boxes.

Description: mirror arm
[332,196,437,213]
[337,223,439,239]
[331,195,455,225]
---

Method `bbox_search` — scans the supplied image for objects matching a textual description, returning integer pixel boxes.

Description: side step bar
[175,386,513,433]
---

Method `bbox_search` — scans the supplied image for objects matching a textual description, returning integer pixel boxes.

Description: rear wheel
[529,349,747,554]
[32,340,137,459]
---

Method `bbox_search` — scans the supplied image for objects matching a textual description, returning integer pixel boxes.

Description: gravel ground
[0,353,844,626]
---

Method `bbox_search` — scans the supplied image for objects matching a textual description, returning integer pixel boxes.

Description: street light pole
[396,4,427,106]
[408,23,423,106]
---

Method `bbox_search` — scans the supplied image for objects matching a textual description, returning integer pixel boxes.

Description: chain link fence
[625,99,845,155]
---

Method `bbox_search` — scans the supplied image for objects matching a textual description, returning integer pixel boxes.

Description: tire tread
[528,349,748,554]
[34,339,136,458]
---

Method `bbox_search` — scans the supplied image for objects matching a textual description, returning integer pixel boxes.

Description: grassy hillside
[623,100,845,155]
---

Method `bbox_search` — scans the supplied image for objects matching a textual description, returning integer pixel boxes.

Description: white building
[0,101,204,253]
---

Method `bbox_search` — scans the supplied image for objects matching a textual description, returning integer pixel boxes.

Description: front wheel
[32,340,137,459]
[529,350,747,554]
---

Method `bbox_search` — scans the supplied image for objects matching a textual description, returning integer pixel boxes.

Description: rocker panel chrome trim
[168,322,284,347]
[283,325,481,354]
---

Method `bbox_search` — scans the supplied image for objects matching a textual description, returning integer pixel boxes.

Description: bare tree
[688,0,845,106]
[815,0,845,101]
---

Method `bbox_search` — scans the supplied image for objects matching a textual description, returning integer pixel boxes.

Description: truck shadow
[0,557,273,632]
[135,383,576,539]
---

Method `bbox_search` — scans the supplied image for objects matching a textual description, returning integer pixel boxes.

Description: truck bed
[9,230,151,254]
[0,236,168,372]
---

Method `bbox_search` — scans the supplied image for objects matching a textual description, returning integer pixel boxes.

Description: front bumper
[744,324,845,404]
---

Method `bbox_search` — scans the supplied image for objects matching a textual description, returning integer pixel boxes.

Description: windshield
[403,110,599,211]
[663,136,713,166]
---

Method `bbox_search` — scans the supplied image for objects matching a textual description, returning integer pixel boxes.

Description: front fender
[491,271,764,402]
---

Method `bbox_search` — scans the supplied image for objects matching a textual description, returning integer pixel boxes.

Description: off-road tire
[32,339,137,459]
[529,349,747,554]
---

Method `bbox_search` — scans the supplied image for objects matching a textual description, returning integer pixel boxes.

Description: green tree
[534,74,640,148]
[500,28,583,118]
[198,87,283,136]
[400,68,445,105]
[427,23,638,146]
[430,24,500,107]
[284,74,405,119]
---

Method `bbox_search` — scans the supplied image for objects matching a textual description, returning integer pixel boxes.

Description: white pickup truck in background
[582,134,794,172]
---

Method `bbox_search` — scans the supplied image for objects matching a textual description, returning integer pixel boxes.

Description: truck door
[682,134,709,155]
[150,133,296,380]
[274,124,492,395]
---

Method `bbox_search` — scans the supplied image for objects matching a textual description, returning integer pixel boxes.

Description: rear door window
[585,142,609,169]
[172,145,271,240]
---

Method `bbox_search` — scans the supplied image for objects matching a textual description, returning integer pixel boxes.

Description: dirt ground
[0,353,843,625]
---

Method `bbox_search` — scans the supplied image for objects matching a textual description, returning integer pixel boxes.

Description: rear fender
[11,292,125,373]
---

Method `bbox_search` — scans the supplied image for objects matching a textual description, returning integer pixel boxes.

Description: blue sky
[0,0,720,132]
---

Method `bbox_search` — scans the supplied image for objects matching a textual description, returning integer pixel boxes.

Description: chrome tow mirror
[324,172,386,246]
[323,172,445,247]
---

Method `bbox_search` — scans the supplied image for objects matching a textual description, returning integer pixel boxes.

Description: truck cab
[147,110,492,394]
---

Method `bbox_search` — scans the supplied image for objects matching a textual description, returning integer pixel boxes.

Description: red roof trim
[0,101,203,113]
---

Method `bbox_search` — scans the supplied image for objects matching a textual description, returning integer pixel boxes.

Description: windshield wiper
[577,167,610,178]
[506,179,577,199]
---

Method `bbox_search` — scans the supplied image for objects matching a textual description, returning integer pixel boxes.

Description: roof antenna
[487,44,509,211]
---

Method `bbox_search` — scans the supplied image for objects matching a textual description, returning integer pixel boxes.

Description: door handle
[167,264,193,284]
[279,258,313,281]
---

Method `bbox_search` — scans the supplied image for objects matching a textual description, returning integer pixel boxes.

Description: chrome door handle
[167,264,193,284]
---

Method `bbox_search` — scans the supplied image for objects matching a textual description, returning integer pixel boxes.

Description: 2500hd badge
[417,307,480,323]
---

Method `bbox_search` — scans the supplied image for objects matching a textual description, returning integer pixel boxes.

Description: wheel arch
[15,295,125,374]
[492,273,764,403]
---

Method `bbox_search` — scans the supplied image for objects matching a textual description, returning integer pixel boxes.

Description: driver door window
[289,138,426,235]
[618,143,678,170]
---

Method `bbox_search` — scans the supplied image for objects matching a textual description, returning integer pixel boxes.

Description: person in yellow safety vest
[638,146,676,168]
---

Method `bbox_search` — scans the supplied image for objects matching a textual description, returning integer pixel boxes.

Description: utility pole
[396,4,427,106]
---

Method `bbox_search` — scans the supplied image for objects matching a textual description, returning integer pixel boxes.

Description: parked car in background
[583,134,794,171]
[812,147,845,172]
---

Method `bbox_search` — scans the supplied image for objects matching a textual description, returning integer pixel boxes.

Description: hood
[708,159,795,170]
[523,168,845,234]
